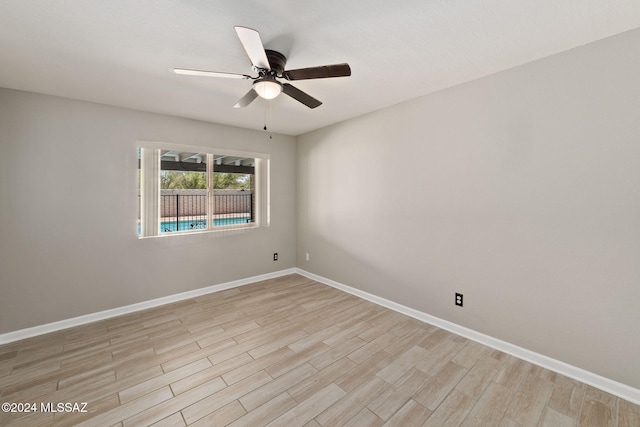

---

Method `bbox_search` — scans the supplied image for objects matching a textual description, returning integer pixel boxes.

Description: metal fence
[159,193,253,233]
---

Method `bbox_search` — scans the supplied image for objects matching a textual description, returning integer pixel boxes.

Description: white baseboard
[0,268,297,345]
[295,268,640,405]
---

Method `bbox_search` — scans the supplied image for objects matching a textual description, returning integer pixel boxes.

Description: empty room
[1,1,639,426]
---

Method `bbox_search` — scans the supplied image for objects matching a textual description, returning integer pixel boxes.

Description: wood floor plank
[343,408,384,427]
[493,356,531,391]
[187,400,246,427]
[288,325,344,353]
[228,392,297,427]
[122,376,226,427]
[3,409,55,427]
[585,384,618,408]
[322,321,371,349]
[376,345,430,384]
[223,347,294,386]
[73,386,174,427]
[546,374,585,419]
[148,412,186,427]
[381,399,432,427]
[171,353,253,396]
[498,417,519,427]
[239,363,318,412]
[47,366,152,412]
[413,361,468,411]
[181,370,272,425]
[265,342,331,379]
[0,358,15,377]
[308,336,366,371]
[413,328,450,352]
[119,357,211,403]
[248,328,309,360]
[461,382,513,427]
[539,407,576,427]
[455,353,503,398]
[356,319,402,344]
[51,393,120,427]
[415,338,466,376]
[423,389,476,427]
[347,333,398,365]
[206,332,276,366]
[195,320,260,348]
[56,356,122,390]
[0,359,61,389]
[160,340,236,373]
[0,378,58,402]
[265,383,347,427]
[315,376,389,426]
[451,341,493,369]
[578,397,615,427]
[503,373,554,426]
[59,342,112,369]
[619,398,640,427]
[337,350,396,392]
[368,368,430,420]
[287,357,358,403]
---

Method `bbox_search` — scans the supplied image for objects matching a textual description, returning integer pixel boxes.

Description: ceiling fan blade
[233,89,258,108]
[174,68,252,79]
[283,63,351,80]
[234,26,270,70]
[282,83,322,109]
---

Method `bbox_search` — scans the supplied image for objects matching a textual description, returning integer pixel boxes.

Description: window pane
[159,150,207,233]
[213,155,255,227]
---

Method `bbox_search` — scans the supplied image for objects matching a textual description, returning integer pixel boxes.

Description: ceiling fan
[174,26,351,109]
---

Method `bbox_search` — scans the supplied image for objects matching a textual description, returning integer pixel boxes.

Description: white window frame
[138,141,270,238]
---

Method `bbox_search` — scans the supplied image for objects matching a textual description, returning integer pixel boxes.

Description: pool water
[137,217,251,235]
[160,217,250,232]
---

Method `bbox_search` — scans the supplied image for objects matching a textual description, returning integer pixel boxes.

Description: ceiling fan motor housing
[265,49,287,76]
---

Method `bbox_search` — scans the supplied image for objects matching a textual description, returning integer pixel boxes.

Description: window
[138,143,269,237]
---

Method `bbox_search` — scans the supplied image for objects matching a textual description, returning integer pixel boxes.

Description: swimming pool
[160,217,250,232]
[137,217,251,235]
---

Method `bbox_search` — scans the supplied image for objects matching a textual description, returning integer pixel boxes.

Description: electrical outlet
[305,253,310,261]
[455,293,463,307]
[273,252,278,261]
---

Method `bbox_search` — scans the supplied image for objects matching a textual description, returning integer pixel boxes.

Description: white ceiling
[1,1,639,136]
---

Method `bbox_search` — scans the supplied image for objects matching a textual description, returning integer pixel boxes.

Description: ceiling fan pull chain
[263,101,272,139]
[269,100,273,139]
[263,101,268,132]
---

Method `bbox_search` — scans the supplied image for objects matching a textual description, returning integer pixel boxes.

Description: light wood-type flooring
[1,274,638,426]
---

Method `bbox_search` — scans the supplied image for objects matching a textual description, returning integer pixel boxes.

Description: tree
[213,173,250,190]
[159,171,250,190]
[160,171,206,189]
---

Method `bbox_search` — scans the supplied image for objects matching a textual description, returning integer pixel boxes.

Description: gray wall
[297,29,640,388]
[0,88,296,333]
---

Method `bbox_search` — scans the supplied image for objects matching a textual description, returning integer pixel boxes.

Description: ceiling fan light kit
[253,78,282,100]
[174,26,351,109]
